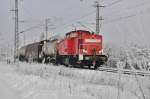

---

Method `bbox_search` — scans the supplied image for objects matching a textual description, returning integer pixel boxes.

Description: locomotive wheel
[88,65,91,69]
[94,64,100,69]
[64,57,72,67]
[94,65,98,69]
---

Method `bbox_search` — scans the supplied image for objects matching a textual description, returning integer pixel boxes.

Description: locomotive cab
[57,30,107,69]
[77,31,107,68]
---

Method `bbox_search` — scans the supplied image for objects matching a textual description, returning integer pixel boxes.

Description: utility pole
[14,0,19,64]
[95,1,104,34]
[23,33,26,46]
[45,19,49,40]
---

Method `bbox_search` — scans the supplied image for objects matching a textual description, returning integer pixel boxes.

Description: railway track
[57,64,150,77]
[19,62,150,77]
[97,67,150,77]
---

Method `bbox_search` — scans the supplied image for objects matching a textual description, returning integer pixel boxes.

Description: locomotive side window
[85,39,101,43]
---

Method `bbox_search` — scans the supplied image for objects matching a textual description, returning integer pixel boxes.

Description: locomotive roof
[66,30,91,36]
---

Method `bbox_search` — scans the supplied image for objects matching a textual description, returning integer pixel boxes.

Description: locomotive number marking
[85,39,101,43]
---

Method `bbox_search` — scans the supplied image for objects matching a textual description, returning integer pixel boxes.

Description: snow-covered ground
[0,62,150,99]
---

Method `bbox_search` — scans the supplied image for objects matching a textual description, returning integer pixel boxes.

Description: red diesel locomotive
[56,30,107,68]
[19,30,107,69]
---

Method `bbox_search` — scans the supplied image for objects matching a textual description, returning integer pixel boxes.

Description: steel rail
[98,67,150,77]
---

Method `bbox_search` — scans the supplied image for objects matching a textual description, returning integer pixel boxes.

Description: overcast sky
[0,0,150,48]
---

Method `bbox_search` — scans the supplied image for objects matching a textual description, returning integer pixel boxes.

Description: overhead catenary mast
[45,18,49,40]
[14,0,19,64]
[95,1,104,34]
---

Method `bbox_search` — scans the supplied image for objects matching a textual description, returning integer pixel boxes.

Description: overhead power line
[105,0,124,8]
[20,23,43,34]
[104,7,150,24]
[126,1,150,10]
[104,1,150,18]
[50,10,96,31]
[104,14,136,24]
[77,21,95,33]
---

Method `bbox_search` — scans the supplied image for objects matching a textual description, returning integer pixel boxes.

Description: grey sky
[0,0,150,48]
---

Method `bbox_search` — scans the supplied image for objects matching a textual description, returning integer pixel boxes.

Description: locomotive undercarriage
[56,55,107,69]
[19,51,107,69]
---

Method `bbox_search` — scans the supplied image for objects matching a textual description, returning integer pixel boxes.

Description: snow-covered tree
[104,43,150,71]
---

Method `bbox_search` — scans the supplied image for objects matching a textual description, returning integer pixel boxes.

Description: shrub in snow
[104,43,150,71]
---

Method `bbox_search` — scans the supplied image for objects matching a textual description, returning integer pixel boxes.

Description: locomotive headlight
[83,49,87,53]
[99,49,103,54]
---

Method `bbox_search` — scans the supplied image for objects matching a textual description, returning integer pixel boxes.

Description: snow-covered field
[0,62,150,99]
